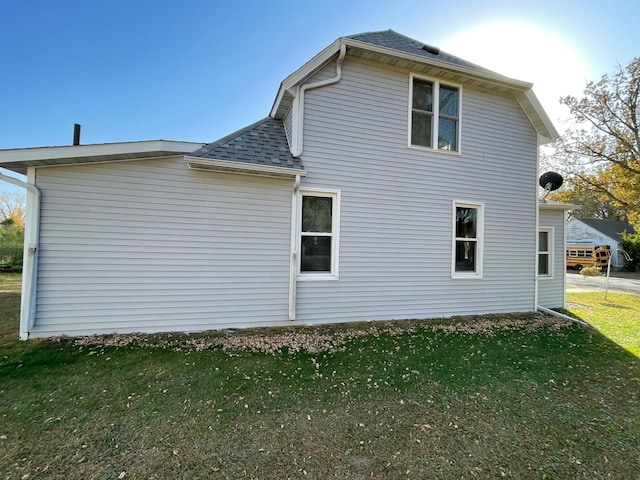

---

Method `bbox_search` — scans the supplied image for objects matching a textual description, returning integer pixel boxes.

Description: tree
[0,192,26,227]
[547,57,640,227]
[0,192,26,270]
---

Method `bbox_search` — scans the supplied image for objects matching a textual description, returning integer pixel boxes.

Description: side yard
[0,274,638,479]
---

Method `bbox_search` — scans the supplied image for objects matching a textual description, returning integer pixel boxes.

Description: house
[0,30,573,340]
[566,218,635,268]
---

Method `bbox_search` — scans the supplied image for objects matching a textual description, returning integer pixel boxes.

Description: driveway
[566,271,640,295]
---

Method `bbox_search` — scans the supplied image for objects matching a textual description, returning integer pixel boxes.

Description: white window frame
[408,73,462,154]
[537,227,554,279]
[297,189,340,281]
[451,201,484,279]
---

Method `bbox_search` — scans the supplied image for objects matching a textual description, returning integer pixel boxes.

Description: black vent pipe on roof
[73,123,81,146]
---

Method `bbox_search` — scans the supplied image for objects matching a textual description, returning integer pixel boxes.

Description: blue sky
[0,0,638,192]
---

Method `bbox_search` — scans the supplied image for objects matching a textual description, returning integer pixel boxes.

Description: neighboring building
[0,30,572,339]
[566,218,635,268]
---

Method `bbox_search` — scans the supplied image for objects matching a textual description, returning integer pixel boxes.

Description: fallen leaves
[55,313,575,356]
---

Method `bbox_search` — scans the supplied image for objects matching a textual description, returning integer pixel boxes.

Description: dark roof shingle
[190,117,303,170]
[347,29,502,78]
[577,218,635,243]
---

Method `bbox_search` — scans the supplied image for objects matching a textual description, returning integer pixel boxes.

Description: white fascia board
[0,140,204,163]
[185,157,307,178]
[539,201,580,211]
[270,39,344,118]
[516,90,560,144]
[270,35,538,120]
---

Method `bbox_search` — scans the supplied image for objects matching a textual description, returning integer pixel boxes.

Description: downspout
[289,175,301,320]
[537,305,587,326]
[0,171,41,340]
[534,135,541,312]
[292,43,347,157]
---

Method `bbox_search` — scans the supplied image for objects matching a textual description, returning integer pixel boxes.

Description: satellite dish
[539,171,563,192]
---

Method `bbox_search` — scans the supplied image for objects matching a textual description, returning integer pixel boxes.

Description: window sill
[408,144,461,156]
[297,273,339,281]
[451,273,483,280]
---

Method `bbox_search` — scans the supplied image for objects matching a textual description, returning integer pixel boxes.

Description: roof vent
[421,44,440,55]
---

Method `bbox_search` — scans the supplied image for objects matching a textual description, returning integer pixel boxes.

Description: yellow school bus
[566,245,611,271]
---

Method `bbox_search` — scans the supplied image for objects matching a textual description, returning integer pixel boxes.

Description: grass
[565,291,640,356]
[0,275,639,479]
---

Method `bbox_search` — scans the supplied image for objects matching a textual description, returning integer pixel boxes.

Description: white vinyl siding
[294,55,538,323]
[27,51,544,336]
[538,211,567,309]
[31,157,293,337]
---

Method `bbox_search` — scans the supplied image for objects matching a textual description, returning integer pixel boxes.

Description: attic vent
[421,44,440,55]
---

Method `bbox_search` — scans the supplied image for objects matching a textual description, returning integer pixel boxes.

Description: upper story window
[410,74,460,152]
[298,189,340,280]
[452,202,484,278]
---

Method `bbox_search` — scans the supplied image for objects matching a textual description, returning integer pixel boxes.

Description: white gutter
[291,43,347,157]
[289,175,301,320]
[0,170,41,340]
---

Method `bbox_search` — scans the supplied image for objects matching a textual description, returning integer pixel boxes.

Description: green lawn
[0,274,638,479]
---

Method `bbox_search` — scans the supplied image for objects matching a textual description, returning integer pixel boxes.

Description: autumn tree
[0,191,26,227]
[546,57,640,227]
[0,192,26,269]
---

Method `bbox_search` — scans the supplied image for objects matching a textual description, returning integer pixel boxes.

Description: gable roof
[270,29,558,143]
[574,218,635,243]
[184,117,305,177]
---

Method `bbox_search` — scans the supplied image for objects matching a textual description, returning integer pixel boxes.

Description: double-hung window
[410,74,460,152]
[538,228,554,278]
[298,190,340,280]
[452,202,484,278]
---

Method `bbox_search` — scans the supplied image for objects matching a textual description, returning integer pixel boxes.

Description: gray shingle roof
[347,29,504,79]
[189,117,303,170]
[577,218,636,243]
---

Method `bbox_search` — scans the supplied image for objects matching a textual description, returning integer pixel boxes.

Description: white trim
[271,35,556,141]
[537,227,555,280]
[297,189,341,281]
[185,157,306,178]
[0,167,42,340]
[515,90,559,144]
[289,176,301,320]
[345,37,533,90]
[451,201,484,279]
[408,73,462,154]
[0,140,203,163]
[290,44,347,157]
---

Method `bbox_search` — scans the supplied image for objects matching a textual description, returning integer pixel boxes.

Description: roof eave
[185,156,307,178]
[539,200,579,210]
[516,90,560,144]
[270,38,345,119]
[0,140,204,174]
[270,37,556,142]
